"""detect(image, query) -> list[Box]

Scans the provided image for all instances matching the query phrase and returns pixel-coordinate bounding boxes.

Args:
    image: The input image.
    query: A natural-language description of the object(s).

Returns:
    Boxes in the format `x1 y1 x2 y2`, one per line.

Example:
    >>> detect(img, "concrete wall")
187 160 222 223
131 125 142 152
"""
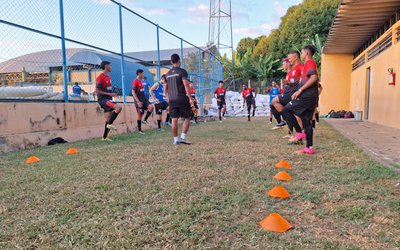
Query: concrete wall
0 102 155 153
320 54 353 115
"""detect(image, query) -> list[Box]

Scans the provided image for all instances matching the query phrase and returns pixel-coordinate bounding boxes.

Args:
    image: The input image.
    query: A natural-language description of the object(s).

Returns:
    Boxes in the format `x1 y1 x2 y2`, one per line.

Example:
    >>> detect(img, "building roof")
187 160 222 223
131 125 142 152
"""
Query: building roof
126 46 208 63
323 0 400 54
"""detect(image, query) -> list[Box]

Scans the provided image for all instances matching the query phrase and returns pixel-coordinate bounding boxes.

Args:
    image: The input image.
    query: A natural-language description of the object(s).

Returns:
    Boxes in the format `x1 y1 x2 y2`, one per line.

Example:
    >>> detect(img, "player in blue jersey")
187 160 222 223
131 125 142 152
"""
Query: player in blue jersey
149 74 169 132
269 81 281 124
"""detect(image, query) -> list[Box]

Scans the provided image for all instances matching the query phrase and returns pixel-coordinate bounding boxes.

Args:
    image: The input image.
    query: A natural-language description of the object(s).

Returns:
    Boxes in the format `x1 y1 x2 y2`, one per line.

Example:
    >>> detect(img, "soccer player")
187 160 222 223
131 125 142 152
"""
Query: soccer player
272 53 303 132
214 80 226 122
268 81 280 124
95 61 122 141
189 82 199 124
282 45 319 155
164 54 194 145
242 84 256 122
149 74 169 132
132 69 154 134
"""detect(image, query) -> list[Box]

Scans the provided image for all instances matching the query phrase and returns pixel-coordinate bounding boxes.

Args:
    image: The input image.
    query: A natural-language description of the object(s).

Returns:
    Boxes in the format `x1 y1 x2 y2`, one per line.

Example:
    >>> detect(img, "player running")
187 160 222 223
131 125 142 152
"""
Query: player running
242 84 256 122
132 69 154 134
149 74 169 132
164 54 194 145
214 80 227 123
283 45 319 155
95 61 122 141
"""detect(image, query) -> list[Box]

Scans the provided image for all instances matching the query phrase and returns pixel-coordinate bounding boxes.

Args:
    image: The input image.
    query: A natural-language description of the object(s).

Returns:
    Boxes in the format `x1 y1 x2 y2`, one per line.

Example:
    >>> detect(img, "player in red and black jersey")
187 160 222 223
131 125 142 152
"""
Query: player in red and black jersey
283 45 319 155
189 82 199 124
272 53 303 132
95 61 122 141
132 69 154 134
214 81 226 122
242 84 256 122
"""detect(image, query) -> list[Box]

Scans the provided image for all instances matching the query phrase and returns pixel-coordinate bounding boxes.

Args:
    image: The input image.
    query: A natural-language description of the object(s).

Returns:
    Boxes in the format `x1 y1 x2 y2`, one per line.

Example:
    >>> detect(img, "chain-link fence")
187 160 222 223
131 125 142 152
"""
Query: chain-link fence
0 0 223 112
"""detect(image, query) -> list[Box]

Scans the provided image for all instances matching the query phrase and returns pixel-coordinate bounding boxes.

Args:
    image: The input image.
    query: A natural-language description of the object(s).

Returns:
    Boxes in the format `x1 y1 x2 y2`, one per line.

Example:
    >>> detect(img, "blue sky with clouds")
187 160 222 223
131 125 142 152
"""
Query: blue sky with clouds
0 0 302 62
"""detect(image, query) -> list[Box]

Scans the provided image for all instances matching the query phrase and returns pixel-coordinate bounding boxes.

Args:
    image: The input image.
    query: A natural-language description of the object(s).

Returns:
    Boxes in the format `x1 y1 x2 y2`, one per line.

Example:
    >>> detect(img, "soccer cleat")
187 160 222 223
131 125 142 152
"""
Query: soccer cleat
138 130 145 135
165 122 171 126
106 124 117 131
173 141 180 145
295 147 315 155
288 139 303 145
289 132 306 142
180 138 191 145
222 116 226 120
142 120 149 125
158 128 165 132
191 120 196 124
272 121 287 130
282 134 292 139
268 121 273 124
219 120 223 123
101 137 113 142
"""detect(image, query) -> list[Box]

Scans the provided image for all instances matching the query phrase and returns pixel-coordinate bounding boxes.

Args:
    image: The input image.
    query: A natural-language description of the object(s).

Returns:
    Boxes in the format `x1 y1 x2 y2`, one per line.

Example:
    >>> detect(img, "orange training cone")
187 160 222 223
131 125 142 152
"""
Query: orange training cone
259 213 293 233
25 156 40 164
275 160 292 169
274 171 292 181
66 148 79 155
267 186 290 198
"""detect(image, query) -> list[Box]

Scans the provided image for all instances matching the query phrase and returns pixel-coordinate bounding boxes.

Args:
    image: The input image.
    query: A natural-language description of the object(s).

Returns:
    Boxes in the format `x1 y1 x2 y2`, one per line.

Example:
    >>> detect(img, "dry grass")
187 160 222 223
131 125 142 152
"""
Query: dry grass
0 118 399 249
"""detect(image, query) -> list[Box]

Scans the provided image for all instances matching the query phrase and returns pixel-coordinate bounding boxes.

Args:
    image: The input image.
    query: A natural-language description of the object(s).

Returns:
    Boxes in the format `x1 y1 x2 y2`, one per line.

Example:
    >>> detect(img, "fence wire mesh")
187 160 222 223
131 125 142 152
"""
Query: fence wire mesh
0 0 223 109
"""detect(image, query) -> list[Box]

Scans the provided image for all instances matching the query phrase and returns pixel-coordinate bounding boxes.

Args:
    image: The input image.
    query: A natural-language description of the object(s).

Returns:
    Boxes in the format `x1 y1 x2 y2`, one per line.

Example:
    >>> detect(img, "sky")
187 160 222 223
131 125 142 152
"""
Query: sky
0 0 302 62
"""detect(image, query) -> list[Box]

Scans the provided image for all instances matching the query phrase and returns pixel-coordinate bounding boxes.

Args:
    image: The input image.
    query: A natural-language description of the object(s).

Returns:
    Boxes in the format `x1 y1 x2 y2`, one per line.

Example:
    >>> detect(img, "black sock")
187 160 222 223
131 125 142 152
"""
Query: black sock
252 109 256 117
316 112 320 122
219 116 222 121
103 122 110 139
248 115 250 121
157 120 161 129
165 114 171 123
312 120 316 129
303 119 313 148
271 105 282 123
194 116 198 123
108 112 119 124
144 111 152 122
223 112 225 116
137 120 142 132
282 109 302 133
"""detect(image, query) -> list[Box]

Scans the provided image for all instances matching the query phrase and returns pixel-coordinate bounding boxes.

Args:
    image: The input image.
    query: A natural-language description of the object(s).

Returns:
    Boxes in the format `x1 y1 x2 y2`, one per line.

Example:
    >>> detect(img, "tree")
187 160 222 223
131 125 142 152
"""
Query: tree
236 37 255 59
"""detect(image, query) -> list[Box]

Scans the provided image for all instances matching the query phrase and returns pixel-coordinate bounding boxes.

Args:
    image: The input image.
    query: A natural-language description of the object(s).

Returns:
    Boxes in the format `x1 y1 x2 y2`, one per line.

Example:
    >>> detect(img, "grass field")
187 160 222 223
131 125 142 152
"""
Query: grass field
1 118 399 249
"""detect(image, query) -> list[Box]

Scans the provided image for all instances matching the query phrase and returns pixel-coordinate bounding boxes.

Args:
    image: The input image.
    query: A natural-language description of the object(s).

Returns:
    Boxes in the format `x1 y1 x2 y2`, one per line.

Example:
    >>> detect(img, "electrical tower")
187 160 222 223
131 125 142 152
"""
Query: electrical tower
208 0 235 89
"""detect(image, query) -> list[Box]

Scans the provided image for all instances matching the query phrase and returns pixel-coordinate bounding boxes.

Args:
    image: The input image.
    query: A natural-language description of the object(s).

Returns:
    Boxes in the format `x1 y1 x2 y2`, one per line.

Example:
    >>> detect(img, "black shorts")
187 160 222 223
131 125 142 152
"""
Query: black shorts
278 94 292 106
98 99 116 113
154 102 169 115
217 98 226 109
135 99 149 115
285 97 317 121
170 104 191 119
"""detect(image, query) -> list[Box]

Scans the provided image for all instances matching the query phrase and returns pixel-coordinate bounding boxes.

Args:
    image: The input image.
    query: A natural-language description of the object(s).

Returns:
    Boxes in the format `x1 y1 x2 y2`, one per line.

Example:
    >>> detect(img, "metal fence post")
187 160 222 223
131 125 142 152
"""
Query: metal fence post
59 0 68 102
198 48 203 116
211 52 215 93
180 39 184 69
156 25 161 82
118 3 126 104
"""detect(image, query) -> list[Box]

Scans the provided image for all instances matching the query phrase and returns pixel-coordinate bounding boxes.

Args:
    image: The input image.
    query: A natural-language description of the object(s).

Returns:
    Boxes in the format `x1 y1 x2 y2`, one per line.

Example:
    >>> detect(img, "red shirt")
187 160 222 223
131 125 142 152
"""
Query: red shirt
214 87 226 98
301 59 318 85
242 88 254 99
132 78 146 101
289 63 303 84
190 86 196 97
96 73 112 100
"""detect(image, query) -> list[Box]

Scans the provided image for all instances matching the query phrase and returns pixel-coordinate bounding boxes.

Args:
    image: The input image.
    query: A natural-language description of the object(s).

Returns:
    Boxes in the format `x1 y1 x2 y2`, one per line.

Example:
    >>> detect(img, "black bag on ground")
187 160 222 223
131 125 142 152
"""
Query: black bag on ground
344 111 354 118
48 137 68 146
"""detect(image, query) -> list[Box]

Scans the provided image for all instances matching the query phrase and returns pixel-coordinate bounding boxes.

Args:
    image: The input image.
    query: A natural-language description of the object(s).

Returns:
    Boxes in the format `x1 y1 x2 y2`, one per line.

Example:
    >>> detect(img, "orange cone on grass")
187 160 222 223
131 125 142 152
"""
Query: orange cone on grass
66 148 79 155
275 160 292 169
274 171 292 181
268 186 290 198
25 156 40 164
259 213 293 233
